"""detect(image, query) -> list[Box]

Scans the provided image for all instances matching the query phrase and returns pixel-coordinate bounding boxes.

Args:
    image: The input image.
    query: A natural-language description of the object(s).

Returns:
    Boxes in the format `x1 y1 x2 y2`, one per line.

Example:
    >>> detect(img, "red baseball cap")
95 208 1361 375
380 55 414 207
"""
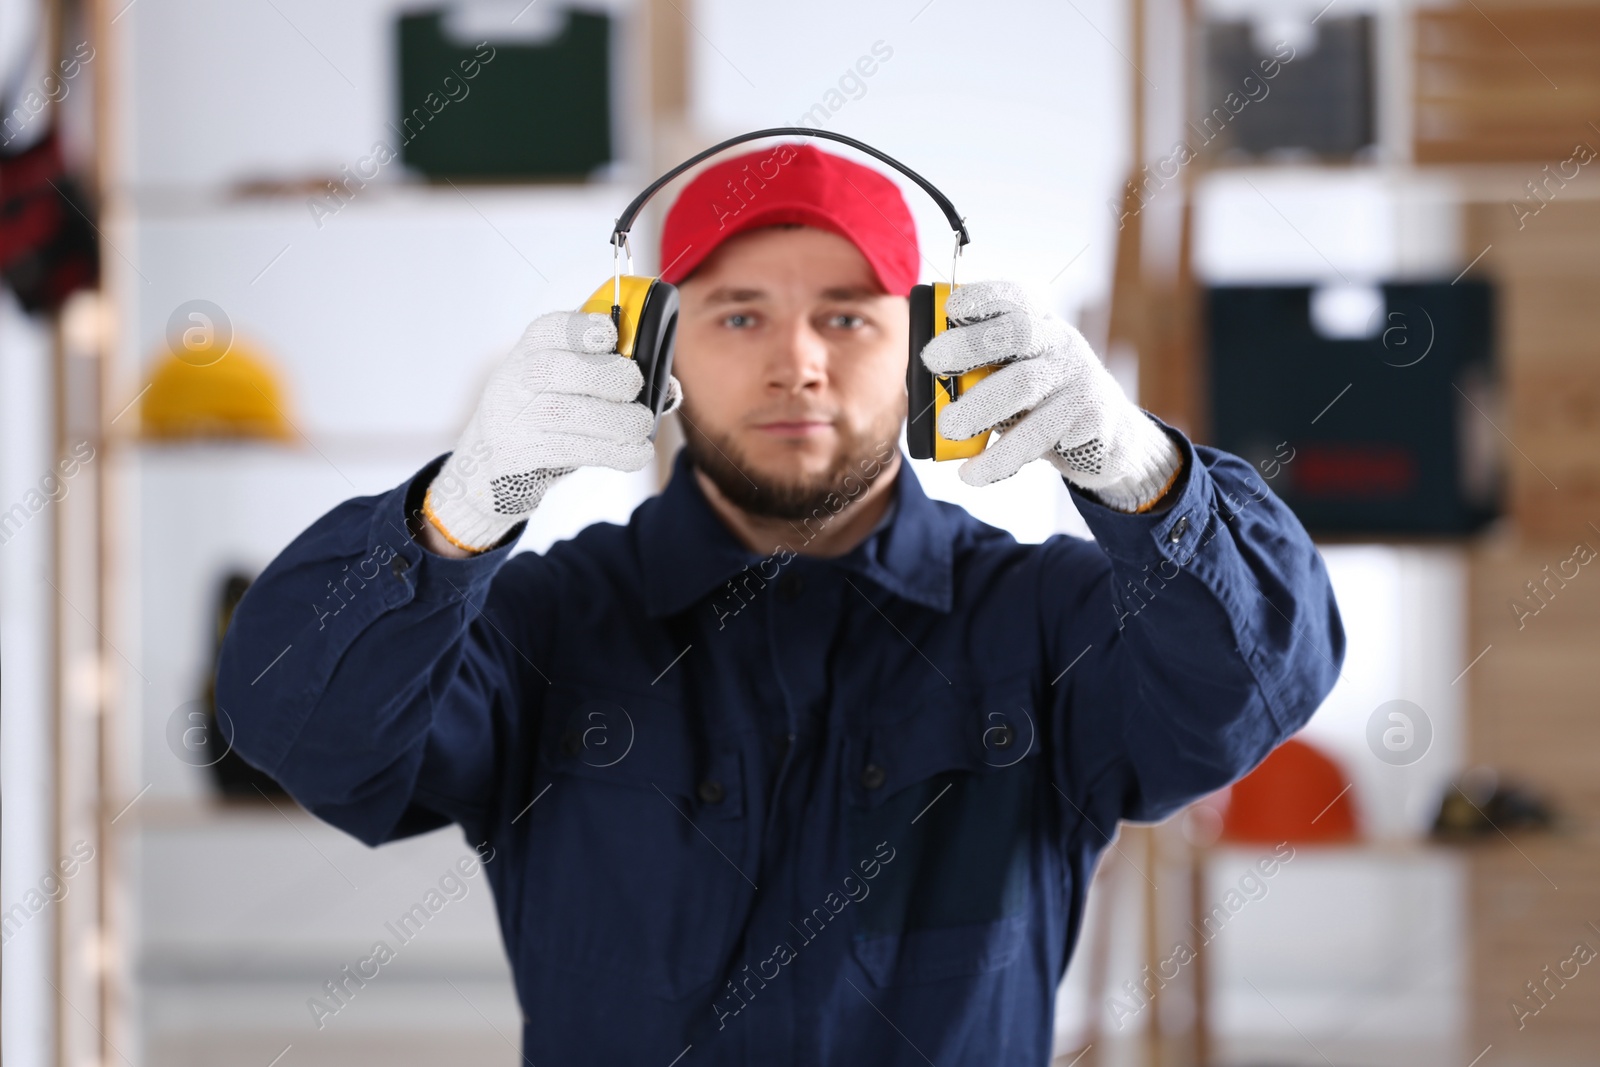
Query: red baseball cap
658 142 921 296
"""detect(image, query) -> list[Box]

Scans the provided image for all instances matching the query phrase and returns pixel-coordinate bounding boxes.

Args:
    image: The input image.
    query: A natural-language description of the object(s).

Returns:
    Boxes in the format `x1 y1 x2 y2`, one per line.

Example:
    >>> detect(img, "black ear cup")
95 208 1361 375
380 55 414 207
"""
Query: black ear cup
906 283 938 460
633 281 680 430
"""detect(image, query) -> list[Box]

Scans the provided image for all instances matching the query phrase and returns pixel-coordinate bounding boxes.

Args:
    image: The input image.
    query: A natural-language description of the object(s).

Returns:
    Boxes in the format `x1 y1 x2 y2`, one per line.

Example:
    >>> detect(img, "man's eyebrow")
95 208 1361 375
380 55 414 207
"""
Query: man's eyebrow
819 285 884 301
701 286 768 305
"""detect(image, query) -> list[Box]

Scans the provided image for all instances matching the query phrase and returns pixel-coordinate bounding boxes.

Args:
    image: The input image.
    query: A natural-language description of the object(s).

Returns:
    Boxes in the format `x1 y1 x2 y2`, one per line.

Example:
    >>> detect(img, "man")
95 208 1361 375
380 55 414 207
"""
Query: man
217 143 1343 1065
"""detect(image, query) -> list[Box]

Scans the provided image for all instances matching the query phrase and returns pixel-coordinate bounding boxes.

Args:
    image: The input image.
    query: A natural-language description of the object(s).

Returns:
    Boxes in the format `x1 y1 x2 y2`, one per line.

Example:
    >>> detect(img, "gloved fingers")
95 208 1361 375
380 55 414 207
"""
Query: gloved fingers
507 392 655 443
956 389 1077 487
516 434 654 474
936 357 1071 441
517 310 619 356
513 345 645 405
920 309 1070 376
942 280 1036 325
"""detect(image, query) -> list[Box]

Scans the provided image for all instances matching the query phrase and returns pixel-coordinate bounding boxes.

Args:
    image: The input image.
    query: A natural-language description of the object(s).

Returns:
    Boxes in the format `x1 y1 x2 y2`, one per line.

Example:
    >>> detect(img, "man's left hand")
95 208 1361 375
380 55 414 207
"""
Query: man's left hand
920 280 1184 512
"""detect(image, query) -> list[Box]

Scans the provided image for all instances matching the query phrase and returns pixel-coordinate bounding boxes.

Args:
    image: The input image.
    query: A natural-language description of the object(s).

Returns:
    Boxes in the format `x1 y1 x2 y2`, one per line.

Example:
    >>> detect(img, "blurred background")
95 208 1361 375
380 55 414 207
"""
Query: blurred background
1 0 1597 1063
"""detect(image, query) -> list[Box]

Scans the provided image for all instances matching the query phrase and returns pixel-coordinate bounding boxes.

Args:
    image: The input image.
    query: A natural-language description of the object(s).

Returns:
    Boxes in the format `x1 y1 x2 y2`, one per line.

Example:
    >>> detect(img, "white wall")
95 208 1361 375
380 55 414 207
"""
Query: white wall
0 285 61 1067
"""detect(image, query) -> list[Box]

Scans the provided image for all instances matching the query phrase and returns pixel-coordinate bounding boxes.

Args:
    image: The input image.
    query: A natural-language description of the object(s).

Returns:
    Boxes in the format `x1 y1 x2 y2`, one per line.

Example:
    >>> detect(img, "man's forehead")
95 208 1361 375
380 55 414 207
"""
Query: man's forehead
680 225 894 300
697 283 887 305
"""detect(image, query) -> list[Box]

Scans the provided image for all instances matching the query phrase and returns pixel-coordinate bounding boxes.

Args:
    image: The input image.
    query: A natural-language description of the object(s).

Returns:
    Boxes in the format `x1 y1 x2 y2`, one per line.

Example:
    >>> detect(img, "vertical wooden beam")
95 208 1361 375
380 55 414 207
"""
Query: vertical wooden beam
1107 0 1146 392
1189 840 1211 1067
47 0 73 1058
1142 824 1163 1067
1107 0 1205 444
648 0 688 134
645 0 692 491
78 0 123 1060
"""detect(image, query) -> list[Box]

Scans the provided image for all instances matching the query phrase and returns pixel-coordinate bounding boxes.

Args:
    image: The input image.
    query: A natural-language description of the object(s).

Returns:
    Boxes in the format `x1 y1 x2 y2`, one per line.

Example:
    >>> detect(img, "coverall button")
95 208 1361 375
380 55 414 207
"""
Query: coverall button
1168 516 1189 543
861 763 887 790
776 573 805 601
992 724 1015 748
697 779 725 804
391 553 411 577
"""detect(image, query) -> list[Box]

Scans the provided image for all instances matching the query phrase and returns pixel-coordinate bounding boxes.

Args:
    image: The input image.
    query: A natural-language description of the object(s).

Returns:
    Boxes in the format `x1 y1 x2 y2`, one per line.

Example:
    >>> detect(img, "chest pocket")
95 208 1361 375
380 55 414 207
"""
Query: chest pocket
515 681 748 1001
846 680 1039 987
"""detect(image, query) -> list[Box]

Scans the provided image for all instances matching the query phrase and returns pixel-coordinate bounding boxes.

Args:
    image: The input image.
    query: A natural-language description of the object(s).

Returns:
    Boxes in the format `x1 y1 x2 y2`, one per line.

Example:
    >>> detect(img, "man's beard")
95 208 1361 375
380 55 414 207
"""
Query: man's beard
676 396 902 521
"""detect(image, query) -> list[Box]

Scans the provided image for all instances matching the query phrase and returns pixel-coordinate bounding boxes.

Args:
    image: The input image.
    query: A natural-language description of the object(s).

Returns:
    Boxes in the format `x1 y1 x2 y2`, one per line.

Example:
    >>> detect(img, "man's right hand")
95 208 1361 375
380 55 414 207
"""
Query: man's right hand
420 310 682 555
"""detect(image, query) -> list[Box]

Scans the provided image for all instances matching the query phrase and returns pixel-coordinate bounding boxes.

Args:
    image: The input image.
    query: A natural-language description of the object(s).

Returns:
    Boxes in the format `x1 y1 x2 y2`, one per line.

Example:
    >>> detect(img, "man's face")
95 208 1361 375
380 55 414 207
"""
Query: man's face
672 226 909 519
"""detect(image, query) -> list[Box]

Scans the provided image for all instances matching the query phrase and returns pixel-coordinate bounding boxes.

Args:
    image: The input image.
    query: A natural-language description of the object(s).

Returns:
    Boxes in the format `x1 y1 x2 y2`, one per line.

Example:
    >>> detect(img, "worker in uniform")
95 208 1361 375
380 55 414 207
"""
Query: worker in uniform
217 142 1344 1065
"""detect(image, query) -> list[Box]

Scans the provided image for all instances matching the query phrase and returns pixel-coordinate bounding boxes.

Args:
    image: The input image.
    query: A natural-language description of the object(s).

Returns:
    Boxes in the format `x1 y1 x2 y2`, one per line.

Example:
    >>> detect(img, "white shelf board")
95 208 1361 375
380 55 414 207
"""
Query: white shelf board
1193 164 1464 284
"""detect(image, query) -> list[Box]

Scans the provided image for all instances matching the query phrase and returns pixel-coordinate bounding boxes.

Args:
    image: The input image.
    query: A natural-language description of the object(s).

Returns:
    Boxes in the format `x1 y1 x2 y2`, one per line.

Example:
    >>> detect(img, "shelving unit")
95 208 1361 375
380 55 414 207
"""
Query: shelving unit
85 1 660 1062
1082 2 1493 1063
1087 3 1600 1064
95 177 728 1060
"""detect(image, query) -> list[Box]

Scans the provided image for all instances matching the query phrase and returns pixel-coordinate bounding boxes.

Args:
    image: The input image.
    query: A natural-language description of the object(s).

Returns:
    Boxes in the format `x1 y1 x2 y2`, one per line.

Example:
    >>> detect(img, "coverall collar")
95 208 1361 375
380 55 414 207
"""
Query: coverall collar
636 444 954 619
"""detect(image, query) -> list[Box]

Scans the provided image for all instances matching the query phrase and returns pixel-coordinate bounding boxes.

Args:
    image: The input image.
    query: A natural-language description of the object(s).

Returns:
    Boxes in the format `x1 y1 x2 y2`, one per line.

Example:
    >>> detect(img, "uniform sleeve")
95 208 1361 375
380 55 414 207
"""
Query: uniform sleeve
1036 418 1345 834
215 452 549 848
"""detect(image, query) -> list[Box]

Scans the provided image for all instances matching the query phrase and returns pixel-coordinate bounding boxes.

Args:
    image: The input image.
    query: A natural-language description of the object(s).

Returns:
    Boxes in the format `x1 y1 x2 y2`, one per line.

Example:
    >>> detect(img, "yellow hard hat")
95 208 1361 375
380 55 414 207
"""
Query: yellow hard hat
139 336 294 441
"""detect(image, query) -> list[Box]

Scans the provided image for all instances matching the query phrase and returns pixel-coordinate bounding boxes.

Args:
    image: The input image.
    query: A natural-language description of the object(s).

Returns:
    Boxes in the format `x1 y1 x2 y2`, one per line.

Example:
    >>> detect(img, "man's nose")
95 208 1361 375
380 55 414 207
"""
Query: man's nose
766 316 828 392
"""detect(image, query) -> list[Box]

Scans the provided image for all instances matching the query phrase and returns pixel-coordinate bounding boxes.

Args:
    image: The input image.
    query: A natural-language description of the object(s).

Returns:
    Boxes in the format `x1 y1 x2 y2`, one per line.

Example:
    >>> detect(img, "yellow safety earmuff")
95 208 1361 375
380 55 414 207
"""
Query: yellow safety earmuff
579 273 678 422
906 281 997 461
585 127 995 459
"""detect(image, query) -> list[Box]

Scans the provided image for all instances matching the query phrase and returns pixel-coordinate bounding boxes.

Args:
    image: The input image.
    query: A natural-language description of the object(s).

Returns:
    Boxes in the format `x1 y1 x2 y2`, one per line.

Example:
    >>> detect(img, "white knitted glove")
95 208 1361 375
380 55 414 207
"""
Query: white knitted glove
920 281 1183 512
423 310 682 551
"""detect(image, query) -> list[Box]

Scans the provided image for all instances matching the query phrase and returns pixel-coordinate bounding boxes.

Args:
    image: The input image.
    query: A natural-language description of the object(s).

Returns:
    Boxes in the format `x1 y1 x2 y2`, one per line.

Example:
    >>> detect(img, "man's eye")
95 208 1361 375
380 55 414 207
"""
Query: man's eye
722 313 757 329
828 314 866 329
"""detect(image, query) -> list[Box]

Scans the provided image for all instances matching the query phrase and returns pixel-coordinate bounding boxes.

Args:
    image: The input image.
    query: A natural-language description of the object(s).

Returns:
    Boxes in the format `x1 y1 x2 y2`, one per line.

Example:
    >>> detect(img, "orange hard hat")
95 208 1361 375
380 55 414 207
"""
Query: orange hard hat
1220 737 1358 844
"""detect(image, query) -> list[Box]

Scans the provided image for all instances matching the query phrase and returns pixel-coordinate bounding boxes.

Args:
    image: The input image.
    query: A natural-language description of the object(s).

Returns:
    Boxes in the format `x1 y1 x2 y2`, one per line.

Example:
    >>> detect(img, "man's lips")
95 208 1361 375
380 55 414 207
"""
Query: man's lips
754 419 835 435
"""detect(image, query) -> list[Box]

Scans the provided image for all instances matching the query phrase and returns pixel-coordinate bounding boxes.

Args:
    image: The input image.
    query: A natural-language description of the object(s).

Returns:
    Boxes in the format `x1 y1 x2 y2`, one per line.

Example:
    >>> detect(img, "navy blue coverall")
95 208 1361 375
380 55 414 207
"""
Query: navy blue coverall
216 421 1343 1065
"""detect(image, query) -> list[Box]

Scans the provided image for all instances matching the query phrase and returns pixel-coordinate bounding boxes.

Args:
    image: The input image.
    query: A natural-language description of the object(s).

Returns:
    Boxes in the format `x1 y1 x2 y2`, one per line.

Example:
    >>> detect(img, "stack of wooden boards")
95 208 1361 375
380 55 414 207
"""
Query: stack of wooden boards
1461 196 1600 1055
1436 3 1600 1054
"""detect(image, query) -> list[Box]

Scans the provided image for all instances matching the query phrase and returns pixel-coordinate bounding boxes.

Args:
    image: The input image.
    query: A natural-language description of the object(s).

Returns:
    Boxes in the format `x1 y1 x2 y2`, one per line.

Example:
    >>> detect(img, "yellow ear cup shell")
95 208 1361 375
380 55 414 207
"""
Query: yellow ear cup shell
581 275 658 359
930 282 998 461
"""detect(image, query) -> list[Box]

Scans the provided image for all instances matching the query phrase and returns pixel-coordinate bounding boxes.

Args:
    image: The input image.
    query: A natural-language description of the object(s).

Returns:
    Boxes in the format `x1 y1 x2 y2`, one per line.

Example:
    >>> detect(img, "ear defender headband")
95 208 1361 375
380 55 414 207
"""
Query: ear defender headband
581 127 997 462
